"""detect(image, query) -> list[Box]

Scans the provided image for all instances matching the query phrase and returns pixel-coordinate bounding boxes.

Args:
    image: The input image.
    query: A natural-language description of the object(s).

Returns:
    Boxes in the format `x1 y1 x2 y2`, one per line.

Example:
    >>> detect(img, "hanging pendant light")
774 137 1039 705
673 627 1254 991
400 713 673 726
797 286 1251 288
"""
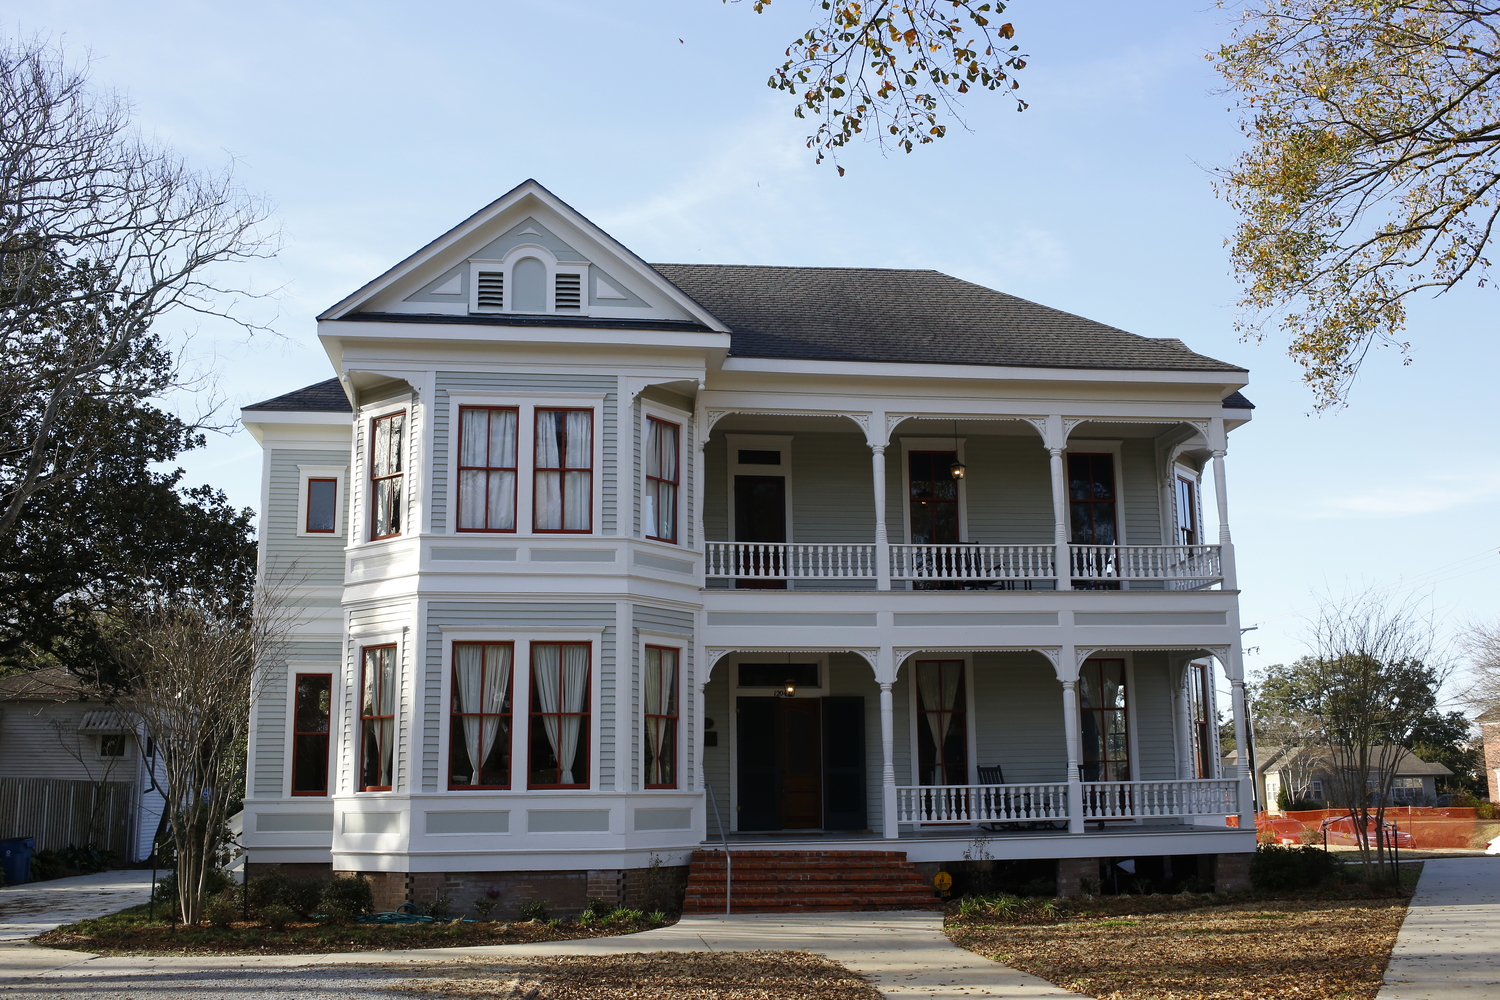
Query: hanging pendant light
776 650 797 697
950 420 966 479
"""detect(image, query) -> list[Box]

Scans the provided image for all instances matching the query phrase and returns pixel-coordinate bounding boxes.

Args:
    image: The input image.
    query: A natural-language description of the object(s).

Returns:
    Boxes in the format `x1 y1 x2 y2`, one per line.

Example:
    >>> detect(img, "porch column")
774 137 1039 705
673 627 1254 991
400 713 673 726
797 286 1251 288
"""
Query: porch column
1209 422 1237 590
1061 668 1085 834
694 398 709 552
1048 445 1072 591
880 680 898 838
1230 675 1254 827
872 445 891 591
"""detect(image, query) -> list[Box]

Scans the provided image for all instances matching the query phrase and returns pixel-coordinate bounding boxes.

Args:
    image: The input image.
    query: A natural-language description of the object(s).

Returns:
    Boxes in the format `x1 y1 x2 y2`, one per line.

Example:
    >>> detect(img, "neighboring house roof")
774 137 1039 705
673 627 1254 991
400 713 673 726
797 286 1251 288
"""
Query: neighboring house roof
1477 706 1500 724
1260 745 1453 778
244 378 352 413
0 666 85 703
78 710 130 733
650 263 1248 374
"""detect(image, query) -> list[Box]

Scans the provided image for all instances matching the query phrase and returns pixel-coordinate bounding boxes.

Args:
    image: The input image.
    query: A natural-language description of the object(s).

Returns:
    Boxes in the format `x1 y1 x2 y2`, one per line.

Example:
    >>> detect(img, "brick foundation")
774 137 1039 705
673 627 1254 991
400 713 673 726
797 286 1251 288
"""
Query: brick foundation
245 862 334 881
327 865 690 920
1213 852 1253 892
1056 857 1100 898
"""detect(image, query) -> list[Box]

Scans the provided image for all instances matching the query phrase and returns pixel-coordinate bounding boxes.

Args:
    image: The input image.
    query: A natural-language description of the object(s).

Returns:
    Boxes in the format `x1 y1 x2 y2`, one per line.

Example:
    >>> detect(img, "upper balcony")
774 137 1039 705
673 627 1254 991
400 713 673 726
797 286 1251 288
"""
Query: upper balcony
701 413 1233 593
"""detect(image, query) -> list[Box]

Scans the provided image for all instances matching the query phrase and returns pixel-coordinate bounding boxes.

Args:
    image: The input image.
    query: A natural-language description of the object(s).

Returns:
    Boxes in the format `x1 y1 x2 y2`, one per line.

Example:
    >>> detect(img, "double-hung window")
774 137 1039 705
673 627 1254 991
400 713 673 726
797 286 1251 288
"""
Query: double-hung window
915 659 968 785
449 642 513 788
370 412 406 540
1079 658 1129 781
643 646 679 788
291 673 332 795
457 406 518 532
529 642 591 788
359 645 397 791
1176 476 1197 546
534 409 592 532
644 417 679 543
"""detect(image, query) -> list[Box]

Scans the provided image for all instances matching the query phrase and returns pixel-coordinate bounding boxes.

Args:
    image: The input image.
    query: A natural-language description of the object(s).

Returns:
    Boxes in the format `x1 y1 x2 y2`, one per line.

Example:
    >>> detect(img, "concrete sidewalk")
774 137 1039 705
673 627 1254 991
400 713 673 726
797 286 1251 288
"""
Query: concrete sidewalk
0 870 154 943
0 910 1076 999
1379 857 1500 999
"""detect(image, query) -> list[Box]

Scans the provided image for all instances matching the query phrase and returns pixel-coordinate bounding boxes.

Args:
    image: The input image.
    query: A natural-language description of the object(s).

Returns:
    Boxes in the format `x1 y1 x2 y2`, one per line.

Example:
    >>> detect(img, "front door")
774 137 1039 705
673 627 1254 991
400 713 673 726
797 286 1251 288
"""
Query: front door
1068 453 1119 589
734 475 786 589
736 696 866 832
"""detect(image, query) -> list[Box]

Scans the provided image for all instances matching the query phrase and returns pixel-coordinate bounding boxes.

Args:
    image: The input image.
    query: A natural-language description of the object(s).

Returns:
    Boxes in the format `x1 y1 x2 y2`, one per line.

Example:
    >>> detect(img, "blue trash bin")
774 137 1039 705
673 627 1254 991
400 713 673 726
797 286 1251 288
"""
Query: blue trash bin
0 837 35 885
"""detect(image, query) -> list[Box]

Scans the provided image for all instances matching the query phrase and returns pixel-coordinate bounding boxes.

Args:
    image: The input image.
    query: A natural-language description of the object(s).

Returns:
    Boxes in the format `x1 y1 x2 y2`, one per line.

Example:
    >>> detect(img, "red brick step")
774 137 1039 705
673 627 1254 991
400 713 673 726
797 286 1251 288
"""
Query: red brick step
682 849 943 914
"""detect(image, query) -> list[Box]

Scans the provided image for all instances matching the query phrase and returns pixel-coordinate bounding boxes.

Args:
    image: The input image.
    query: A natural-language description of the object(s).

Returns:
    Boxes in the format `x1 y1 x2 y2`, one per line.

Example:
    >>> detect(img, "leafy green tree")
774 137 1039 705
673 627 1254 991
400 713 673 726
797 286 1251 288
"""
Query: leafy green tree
736 1 1028 171
1408 709 1485 795
1215 0 1500 406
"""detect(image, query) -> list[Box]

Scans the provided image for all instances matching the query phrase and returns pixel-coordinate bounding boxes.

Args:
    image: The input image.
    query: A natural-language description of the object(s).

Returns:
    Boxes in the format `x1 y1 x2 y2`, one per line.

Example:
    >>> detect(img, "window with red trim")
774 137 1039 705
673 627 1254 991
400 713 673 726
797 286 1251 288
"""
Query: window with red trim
359 645 397 791
306 479 337 533
915 659 967 785
534 409 592 532
457 406 518 532
449 642 513 789
528 642 590 788
291 673 332 795
369 412 406 540
1079 658 1129 781
643 646 678 788
644 417 679 543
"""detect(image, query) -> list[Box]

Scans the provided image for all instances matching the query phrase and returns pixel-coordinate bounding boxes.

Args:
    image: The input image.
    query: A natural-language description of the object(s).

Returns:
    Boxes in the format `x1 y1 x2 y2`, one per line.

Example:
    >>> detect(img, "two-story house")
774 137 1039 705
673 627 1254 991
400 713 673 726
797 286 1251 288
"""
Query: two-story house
239 180 1258 913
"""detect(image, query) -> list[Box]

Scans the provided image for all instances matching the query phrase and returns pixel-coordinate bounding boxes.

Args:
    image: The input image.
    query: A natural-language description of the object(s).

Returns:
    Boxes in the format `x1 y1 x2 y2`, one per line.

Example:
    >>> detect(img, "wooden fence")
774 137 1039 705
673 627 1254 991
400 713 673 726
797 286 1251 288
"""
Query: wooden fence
0 777 134 859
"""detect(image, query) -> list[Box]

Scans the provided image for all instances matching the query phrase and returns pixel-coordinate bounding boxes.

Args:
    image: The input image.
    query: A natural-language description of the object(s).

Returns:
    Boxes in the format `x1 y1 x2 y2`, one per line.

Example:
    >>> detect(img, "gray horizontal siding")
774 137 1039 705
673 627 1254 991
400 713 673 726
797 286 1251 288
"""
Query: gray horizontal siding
1122 439 1162 545
1131 652 1176 781
429 372 619 535
253 639 341 798
264 448 349 586
969 651 1067 783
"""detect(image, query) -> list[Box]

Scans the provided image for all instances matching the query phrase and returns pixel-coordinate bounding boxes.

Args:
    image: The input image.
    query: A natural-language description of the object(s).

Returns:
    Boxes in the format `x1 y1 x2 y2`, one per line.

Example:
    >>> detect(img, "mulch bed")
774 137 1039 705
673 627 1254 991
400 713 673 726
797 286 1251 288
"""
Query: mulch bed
947 895 1410 1000
34 913 672 956
393 951 881 1000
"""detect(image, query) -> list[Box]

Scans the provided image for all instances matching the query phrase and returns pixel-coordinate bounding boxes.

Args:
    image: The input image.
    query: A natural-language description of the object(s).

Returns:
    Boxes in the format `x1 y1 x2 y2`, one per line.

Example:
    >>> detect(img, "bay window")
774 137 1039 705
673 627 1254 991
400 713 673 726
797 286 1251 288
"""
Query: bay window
645 417 679 543
370 412 406 540
457 406 518 532
534 409 592 532
643 646 679 788
450 642 513 789
529 642 590 788
359 645 397 792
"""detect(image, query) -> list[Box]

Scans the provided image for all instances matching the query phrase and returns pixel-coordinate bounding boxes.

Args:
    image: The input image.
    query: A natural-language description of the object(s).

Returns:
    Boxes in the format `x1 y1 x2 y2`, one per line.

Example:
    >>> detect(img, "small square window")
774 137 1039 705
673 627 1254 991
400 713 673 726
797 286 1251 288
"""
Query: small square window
306 479 337 533
99 734 126 758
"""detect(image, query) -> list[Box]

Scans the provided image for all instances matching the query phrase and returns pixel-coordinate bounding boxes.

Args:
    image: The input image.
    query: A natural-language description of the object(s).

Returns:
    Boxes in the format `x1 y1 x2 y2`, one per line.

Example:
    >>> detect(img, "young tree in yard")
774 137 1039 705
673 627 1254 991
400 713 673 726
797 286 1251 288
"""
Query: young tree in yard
1216 1 1500 407
734 1 1028 171
1408 709 1486 795
1275 593 1447 882
100 590 293 926
1460 619 1500 712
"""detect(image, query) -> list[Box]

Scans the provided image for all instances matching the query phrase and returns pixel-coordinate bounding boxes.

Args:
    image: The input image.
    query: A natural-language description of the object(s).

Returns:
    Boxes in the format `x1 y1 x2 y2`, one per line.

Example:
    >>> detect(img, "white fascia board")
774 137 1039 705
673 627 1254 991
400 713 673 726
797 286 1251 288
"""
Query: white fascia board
720 355 1249 389
318 319 731 363
316 180 730 333
240 410 352 447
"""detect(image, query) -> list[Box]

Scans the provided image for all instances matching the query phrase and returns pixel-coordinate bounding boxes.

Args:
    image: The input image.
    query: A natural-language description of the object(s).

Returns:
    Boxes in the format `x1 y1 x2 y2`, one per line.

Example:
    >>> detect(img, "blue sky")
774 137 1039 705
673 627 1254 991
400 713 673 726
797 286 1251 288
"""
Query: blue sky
16 0 1499 693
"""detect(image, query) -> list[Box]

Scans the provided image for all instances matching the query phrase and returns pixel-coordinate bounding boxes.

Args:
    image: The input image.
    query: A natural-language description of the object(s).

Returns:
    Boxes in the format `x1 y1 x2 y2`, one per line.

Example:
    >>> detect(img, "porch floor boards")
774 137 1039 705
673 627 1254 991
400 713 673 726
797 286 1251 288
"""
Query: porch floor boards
683 849 944 914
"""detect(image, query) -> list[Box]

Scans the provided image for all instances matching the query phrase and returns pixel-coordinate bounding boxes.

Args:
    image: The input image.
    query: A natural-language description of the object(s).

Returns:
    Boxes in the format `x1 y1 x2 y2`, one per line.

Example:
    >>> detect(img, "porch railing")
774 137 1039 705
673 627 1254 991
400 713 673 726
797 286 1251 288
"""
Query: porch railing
890 544 1056 583
1080 779 1239 820
895 782 1071 825
704 542 877 580
1069 544 1222 584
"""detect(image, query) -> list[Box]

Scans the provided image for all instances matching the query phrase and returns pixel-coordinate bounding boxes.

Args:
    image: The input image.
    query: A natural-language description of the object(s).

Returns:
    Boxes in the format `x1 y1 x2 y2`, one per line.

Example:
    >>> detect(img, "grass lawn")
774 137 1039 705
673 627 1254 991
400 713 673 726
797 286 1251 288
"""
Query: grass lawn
946 867 1421 1000
33 902 674 955
393 951 881 1000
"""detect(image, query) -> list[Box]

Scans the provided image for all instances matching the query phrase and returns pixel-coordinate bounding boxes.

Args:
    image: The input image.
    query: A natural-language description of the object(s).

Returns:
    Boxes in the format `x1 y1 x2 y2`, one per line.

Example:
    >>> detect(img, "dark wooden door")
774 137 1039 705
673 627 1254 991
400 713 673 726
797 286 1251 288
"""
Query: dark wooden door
779 698 822 829
734 476 787 588
736 697 779 831
821 697 866 831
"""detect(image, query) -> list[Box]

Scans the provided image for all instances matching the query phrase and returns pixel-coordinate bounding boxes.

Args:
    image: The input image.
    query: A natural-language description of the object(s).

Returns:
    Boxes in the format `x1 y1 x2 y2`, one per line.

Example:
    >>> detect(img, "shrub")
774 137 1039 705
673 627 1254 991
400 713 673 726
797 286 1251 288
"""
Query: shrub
204 898 239 928
319 874 374 922
649 909 666 924
517 899 550 922
472 887 501 921
152 869 235 905
611 907 644 922
1249 844 1340 892
584 897 612 919
248 872 325 918
259 903 296 930
955 893 1060 924
422 896 452 919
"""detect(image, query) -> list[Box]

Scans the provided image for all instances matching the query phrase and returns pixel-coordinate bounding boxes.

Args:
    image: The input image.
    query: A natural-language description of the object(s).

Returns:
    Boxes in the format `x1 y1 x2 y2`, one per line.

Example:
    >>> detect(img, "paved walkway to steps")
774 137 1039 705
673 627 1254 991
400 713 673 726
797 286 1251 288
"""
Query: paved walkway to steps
0 870 155 943
1378 857 1500 999
0 910 1078 999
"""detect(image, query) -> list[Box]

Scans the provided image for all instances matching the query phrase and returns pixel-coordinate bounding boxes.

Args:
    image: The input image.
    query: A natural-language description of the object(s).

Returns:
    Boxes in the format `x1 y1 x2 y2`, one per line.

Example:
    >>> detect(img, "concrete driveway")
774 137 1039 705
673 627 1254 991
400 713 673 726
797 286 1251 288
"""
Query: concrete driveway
0 870 155 943
0 909 1075 999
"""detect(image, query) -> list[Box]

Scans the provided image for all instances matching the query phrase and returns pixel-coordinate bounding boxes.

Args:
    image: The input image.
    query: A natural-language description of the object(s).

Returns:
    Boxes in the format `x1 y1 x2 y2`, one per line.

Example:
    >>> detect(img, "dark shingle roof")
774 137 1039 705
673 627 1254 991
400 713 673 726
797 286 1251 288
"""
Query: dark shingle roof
244 378 352 413
1223 391 1254 409
650 264 1246 373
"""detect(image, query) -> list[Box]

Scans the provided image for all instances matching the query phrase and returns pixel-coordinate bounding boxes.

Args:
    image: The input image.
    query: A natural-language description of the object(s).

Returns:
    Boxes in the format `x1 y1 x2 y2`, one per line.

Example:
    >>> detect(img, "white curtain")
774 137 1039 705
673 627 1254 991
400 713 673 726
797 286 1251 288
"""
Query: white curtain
533 643 561 773
460 409 516 530
643 648 676 785
646 420 677 540
558 644 589 783
536 411 591 530
455 644 510 783
563 411 591 530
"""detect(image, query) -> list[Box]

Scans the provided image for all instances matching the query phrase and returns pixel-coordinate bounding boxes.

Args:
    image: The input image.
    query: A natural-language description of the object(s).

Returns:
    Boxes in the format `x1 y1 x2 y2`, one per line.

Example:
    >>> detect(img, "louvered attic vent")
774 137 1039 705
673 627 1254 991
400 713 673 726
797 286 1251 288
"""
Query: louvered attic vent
554 272 582 310
476 271 504 309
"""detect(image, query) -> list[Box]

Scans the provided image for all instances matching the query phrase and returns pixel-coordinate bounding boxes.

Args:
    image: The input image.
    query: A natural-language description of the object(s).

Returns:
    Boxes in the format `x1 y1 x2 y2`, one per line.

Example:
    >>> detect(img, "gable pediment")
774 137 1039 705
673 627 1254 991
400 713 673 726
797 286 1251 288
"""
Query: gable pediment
319 180 725 330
